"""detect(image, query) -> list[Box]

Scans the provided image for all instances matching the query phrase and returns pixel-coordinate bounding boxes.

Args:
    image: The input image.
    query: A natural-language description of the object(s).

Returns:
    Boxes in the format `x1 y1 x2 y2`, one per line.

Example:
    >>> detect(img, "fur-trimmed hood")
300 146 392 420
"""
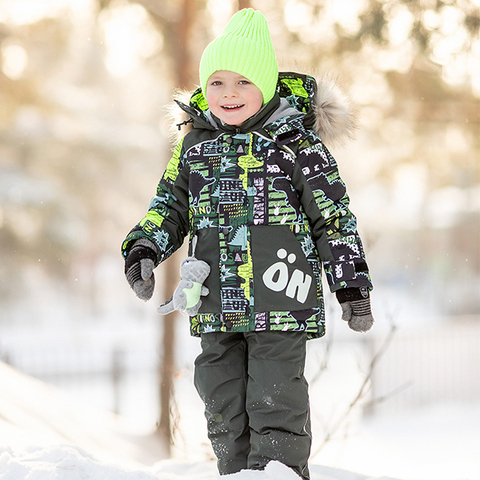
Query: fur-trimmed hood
168 72 356 148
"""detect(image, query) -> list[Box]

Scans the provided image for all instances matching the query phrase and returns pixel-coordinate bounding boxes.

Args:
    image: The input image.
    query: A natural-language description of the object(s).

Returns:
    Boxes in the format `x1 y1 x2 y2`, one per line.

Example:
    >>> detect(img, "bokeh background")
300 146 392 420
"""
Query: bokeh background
1 1 479 479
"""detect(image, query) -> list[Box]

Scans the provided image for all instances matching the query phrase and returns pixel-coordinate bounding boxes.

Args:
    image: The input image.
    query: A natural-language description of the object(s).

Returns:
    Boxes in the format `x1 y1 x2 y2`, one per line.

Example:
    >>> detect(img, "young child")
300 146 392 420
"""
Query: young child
122 8 374 480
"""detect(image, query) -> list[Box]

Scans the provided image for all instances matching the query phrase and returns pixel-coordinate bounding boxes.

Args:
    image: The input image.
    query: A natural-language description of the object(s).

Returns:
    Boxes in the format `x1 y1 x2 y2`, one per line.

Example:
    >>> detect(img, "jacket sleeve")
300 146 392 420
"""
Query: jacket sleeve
121 138 190 265
290 132 373 293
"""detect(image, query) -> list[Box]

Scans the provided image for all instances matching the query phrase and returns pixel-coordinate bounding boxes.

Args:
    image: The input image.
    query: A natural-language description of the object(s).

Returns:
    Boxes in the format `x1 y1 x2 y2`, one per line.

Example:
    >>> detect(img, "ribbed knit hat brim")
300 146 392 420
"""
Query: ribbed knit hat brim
200 9 278 104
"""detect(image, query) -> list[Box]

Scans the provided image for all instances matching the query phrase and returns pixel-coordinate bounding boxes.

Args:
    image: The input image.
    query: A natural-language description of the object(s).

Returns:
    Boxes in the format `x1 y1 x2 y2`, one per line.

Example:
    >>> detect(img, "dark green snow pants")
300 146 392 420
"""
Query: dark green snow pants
194 331 311 480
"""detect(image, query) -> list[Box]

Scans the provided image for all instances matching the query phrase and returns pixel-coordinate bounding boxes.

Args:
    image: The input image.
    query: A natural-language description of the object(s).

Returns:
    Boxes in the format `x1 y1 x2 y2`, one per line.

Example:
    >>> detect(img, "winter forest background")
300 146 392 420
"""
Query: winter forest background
0 0 479 479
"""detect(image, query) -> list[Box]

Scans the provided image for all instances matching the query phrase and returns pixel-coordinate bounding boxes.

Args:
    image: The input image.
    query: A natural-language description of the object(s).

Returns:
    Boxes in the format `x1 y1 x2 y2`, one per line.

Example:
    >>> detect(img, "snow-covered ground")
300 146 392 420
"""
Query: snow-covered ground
1 355 480 480
0 361 395 480
0 446 381 480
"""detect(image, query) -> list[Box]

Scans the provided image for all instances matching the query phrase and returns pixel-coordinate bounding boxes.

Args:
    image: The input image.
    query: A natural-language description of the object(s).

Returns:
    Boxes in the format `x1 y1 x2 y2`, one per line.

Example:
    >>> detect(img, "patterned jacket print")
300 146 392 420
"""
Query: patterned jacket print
122 72 373 339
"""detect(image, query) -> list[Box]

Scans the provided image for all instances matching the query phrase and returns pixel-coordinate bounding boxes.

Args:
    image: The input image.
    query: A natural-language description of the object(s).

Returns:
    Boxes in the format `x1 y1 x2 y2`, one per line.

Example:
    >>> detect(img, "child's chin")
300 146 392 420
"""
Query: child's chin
221 113 252 126
221 114 244 125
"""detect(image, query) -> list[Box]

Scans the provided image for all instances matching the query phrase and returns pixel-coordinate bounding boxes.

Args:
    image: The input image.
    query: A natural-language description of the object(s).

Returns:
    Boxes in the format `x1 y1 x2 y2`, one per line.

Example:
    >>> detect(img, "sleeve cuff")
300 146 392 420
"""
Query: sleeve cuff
336 287 370 303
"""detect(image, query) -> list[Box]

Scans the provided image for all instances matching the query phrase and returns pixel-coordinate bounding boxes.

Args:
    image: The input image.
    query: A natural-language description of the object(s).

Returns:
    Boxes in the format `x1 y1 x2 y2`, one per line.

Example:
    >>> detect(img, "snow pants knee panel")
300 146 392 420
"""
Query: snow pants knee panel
194 331 311 480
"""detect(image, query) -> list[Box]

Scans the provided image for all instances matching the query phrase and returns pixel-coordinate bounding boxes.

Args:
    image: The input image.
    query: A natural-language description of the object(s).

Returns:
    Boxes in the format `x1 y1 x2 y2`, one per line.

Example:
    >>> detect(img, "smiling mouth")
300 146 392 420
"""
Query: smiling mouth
221 104 245 110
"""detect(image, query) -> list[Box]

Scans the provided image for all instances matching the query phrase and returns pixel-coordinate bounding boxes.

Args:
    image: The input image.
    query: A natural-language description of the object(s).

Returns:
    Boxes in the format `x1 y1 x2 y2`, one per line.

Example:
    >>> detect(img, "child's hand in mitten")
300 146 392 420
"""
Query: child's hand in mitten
336 288 374 332
124 239 157 301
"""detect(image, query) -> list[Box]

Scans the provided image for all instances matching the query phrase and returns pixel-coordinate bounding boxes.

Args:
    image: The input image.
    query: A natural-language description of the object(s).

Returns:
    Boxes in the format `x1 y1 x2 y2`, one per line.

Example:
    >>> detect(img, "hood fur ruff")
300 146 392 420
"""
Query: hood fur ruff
167 74 357 149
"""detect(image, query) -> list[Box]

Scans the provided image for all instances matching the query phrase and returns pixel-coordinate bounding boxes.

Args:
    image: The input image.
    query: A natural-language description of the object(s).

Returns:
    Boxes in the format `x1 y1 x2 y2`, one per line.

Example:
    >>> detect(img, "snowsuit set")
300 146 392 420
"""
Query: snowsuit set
122 72 373 479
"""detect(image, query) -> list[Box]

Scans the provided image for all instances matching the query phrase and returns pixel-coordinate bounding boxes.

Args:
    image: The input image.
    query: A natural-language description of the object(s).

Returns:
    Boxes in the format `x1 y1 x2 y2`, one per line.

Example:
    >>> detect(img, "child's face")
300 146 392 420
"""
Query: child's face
206 71 263 126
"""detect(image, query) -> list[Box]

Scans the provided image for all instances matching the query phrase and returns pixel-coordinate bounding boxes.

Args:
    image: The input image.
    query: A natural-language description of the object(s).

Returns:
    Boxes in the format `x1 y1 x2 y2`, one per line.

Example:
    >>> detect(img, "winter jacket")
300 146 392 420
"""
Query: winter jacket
122 72 373 339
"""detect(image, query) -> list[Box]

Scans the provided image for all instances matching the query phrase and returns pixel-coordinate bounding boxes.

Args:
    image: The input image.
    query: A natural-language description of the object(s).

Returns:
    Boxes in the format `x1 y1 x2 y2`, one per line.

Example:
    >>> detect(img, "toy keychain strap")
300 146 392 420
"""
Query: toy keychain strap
190 234 198 258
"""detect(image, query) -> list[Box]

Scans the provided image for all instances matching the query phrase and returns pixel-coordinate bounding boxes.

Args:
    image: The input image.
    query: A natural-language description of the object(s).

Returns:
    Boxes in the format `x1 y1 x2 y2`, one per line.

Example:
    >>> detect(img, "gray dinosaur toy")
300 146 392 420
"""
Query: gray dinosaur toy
157 257 210 316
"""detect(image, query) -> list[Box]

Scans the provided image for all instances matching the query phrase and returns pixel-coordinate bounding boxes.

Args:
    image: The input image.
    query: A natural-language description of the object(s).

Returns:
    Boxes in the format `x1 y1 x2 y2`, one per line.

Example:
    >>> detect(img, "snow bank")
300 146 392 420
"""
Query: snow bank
0 445 162 480
0 361 166 467
0 445 388 480
0 361 399 480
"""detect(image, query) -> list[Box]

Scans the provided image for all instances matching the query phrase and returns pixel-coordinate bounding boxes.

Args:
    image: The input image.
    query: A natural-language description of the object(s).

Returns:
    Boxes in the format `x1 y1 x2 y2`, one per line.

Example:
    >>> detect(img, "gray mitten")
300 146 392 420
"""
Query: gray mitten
124 239 157 301
336 287 374 332
157 257 210 316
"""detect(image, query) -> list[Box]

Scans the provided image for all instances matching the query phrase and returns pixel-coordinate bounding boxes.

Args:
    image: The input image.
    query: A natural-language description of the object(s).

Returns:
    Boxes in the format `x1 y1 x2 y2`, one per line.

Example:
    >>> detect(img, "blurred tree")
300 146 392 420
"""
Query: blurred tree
267 0 479 314
272 0 479 136
0 5 162 314
127 0 205 453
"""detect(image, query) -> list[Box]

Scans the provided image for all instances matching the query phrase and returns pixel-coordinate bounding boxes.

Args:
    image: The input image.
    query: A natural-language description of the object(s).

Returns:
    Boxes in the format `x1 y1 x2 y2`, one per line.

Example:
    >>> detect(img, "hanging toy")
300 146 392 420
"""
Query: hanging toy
157 256 210 316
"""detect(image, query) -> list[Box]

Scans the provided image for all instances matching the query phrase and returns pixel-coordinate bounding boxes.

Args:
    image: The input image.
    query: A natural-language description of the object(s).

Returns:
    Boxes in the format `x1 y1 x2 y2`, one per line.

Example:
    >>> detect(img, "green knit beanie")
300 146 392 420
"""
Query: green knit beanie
199 8 278 104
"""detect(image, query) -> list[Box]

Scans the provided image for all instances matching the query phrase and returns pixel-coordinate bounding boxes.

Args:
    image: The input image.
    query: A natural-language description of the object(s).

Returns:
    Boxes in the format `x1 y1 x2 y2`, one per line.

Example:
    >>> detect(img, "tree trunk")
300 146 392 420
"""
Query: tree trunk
145 0 199 455
157 302 176 451
238 0 252 9
132 0 209 455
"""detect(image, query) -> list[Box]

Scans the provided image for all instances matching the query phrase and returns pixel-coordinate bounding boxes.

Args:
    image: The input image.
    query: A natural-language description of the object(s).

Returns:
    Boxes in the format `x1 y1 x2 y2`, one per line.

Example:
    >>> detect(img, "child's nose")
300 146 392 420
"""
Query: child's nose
223 86 238 97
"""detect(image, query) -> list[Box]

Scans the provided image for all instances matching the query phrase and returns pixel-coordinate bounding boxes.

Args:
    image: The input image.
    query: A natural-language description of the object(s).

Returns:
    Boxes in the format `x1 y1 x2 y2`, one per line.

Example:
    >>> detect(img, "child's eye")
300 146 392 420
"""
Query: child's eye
239 80 250 85
210 80 222 86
